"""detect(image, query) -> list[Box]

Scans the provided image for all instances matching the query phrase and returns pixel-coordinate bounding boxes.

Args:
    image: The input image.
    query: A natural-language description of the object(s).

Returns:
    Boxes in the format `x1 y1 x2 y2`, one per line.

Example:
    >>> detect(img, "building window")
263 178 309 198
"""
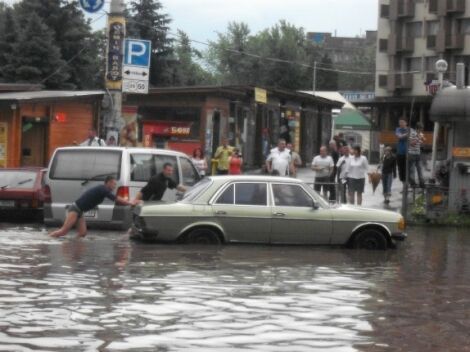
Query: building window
459 19 470 34
380 4 390 18
406 22 423 38
429 0 438 13
406 57 422 72
378 75 388 88
426 21 440 36
379 39 388 52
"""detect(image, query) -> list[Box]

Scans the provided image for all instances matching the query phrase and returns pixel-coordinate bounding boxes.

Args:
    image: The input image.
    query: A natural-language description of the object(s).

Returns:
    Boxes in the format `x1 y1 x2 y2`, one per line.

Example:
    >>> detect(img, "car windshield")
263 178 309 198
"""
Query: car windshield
303 183 330 208
181 177 212 202
0 171 37 189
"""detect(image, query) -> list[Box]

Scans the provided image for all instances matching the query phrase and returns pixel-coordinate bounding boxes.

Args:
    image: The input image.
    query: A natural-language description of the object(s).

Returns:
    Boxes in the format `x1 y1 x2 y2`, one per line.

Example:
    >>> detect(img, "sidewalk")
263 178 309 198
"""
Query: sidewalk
295 167 404 212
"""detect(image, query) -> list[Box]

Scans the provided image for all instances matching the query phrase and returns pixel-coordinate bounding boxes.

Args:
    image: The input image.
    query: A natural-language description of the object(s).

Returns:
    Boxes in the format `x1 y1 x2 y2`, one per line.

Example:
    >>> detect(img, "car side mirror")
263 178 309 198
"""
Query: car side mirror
312 201 319 210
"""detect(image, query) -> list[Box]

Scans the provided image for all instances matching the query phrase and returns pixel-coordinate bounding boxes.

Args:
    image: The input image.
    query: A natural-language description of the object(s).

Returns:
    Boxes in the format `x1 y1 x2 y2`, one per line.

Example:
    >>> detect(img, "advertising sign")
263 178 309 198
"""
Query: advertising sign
105 16 126 90
0 123 7 168
453 147 470 158
255 87 267 104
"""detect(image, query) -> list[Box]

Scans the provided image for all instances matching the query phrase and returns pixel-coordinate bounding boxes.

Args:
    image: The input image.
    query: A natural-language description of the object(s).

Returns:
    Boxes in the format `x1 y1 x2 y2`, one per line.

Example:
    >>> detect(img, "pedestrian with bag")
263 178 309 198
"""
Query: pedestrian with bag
380 146 397 204
346 145 369 206
80 128 106 147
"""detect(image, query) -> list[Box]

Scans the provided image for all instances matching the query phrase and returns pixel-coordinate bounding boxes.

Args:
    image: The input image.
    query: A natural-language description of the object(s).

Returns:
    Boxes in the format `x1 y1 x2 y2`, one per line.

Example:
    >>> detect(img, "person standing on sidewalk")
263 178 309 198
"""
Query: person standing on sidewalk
395 118 409 186
380 146 397 204
266 139 292 176
228 148 243 175
408 122 425 188
346 145 369 206
191 147 208 177
311 146 334 198
214 138 233 175
336 145 352 204
329 140 340 202
79 128 106 146
287 143 302 178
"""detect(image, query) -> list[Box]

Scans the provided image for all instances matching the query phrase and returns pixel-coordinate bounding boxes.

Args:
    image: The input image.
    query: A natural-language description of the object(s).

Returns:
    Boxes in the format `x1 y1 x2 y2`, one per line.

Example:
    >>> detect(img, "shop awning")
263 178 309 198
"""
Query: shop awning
335 108 371 130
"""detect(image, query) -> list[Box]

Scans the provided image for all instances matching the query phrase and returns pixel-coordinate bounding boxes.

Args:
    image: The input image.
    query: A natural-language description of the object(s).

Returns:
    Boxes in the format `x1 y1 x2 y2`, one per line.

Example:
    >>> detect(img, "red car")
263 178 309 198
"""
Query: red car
0 167 47 220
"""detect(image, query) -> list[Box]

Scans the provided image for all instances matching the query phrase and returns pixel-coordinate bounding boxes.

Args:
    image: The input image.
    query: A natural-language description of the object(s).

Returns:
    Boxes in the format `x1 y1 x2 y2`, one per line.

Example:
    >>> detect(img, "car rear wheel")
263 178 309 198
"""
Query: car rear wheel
353 229 388 250
185 228 221 245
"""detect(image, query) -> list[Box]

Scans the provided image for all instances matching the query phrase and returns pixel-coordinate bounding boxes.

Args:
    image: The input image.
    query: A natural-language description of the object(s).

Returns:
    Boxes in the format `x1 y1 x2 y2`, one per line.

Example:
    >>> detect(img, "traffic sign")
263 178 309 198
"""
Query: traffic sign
122 39 151 94
79 0 105 13
124 39 152 67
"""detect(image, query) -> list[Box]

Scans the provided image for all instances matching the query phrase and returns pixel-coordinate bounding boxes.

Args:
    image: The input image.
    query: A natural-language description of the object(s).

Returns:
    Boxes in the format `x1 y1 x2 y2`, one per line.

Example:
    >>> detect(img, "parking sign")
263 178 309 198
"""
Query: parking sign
123 39 152 94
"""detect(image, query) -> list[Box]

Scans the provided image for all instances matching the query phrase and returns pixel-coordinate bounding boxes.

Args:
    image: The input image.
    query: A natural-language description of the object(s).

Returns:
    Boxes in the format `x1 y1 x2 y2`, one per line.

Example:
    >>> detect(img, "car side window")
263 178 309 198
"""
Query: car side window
216 184 234 204
272 184 314 207
235 183 267 206
179 157 200 186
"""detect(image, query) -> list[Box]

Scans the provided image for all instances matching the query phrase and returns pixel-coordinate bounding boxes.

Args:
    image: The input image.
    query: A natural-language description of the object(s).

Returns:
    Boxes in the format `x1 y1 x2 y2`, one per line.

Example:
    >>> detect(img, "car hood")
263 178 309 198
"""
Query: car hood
331 204 402 223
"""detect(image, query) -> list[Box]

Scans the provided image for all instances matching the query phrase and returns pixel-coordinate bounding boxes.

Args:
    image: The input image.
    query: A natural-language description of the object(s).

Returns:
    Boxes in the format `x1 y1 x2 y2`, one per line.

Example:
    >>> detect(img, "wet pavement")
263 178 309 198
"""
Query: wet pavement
0 222 469 351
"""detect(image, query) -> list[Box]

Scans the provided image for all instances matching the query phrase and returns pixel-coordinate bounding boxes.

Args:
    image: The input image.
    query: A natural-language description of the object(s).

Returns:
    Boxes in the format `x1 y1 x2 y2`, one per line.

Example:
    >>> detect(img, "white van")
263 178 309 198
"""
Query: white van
44 147 201 229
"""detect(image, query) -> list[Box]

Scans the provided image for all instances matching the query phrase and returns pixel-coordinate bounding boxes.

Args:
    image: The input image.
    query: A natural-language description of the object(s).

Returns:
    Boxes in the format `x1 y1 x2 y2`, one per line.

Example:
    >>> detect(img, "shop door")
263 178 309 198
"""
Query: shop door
21 121 47 167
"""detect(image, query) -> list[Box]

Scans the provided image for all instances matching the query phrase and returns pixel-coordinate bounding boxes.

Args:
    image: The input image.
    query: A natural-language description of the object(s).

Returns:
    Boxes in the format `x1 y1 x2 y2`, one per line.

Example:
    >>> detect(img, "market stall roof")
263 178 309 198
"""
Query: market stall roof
0 90 105 104
335 108 371 130
300 91 355 109
430 86 470 122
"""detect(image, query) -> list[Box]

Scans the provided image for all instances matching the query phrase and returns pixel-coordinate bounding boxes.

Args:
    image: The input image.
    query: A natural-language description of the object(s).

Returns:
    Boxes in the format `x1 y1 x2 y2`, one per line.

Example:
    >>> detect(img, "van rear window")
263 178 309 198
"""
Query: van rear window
50 150 122 180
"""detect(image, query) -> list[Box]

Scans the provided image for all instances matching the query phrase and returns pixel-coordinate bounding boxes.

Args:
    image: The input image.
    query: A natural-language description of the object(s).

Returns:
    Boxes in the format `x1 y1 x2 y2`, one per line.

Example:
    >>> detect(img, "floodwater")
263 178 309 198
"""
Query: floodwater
0 224 469 352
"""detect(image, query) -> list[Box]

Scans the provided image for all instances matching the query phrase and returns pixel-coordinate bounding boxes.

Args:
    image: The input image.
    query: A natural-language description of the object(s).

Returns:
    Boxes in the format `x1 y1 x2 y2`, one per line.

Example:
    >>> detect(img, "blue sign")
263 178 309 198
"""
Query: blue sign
124 39 152 68
79 0 105 13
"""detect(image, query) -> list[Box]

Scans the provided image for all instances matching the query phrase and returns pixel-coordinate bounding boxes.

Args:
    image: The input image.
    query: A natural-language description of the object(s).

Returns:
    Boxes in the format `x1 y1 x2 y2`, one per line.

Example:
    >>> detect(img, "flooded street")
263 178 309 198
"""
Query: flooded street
0 224 469 351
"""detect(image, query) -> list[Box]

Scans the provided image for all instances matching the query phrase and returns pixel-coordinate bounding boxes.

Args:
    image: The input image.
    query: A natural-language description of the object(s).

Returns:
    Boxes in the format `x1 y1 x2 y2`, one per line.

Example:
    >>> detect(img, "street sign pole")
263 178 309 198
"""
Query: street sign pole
105 0 126 138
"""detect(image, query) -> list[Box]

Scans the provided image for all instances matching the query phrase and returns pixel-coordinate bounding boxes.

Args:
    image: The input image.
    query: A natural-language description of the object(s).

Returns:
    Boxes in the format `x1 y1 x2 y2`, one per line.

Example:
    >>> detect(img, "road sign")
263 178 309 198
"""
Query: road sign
124 39 152 67
123 39 151 94
79 0 105 13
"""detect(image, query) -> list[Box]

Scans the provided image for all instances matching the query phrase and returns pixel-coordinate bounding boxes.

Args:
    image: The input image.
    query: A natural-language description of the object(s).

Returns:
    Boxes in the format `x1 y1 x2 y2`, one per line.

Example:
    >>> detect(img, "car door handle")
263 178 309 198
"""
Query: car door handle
215 210 227 215
273 212 286 217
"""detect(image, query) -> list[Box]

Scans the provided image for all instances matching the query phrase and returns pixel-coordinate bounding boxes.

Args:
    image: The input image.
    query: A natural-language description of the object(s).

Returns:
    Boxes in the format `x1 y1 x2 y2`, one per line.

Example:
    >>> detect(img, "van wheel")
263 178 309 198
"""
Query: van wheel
185 228 221 245
353 229 388 250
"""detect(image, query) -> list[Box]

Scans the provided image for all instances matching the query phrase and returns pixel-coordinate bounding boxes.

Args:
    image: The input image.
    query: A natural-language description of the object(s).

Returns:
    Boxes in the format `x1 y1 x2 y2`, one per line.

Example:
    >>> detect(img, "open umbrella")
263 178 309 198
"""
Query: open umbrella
368 171 382 194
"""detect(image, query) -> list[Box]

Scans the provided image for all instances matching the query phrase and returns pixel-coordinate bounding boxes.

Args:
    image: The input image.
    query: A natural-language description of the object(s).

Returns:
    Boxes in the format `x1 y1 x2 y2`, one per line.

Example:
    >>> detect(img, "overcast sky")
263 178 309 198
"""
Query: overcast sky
5 0 379 42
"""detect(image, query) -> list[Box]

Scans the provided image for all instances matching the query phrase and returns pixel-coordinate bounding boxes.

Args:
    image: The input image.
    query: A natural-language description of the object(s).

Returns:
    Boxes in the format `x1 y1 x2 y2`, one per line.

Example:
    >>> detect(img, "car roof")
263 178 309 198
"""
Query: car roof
54 146 190 158
207 175 304 183
0 167 43 172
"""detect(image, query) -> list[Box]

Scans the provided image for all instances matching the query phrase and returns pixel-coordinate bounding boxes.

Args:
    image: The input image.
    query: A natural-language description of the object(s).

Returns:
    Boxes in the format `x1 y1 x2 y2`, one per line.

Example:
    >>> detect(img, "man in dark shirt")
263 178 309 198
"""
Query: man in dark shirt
50 176 136 238
329 140 340 201
135 163 186 202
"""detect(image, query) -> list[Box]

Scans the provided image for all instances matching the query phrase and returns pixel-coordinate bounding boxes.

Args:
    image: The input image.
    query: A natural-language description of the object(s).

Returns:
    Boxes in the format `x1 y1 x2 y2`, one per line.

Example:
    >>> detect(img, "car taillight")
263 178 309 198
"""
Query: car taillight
43 185 51 204
116 186 129 202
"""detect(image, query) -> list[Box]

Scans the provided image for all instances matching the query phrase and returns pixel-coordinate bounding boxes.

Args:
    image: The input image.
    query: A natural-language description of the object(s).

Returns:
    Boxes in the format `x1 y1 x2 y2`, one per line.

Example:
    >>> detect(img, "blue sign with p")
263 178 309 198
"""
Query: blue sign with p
124 39 152 67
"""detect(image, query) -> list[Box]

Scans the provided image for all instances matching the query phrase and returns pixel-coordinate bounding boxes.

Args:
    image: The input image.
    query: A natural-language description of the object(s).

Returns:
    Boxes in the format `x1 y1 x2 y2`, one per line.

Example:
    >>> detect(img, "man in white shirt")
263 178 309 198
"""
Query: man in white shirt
80 128 107 147
311 146 334 198
266 139 292 176
336 145 352 204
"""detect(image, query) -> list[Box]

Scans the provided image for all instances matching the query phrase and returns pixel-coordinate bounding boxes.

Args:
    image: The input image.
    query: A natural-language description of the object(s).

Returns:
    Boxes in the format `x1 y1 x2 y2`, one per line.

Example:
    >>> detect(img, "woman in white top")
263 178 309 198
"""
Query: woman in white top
346 145 369 206
191 147 208 177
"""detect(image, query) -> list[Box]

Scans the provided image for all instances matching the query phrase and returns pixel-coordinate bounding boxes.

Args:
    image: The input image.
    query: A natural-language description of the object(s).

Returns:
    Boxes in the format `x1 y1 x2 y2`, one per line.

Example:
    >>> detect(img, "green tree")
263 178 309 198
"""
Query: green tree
14 0 100 89
0 7 18 82
127 0 175 86
316 54 338 91
173 30 212 86
11 12 69 88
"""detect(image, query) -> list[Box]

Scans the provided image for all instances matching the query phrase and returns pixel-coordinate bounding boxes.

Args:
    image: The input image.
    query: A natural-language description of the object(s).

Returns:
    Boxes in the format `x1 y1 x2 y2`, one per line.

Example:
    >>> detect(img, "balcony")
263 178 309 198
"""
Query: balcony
446 0 465 13
427 35 437 49
397 0 415 18
439 0 465 15
446 34 464 50
387 73 413 91
396 36 415 52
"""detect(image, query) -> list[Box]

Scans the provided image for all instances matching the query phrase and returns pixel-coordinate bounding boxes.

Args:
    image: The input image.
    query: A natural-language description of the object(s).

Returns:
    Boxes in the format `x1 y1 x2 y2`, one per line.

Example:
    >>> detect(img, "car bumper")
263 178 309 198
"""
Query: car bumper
130 216 159 242
391 232 407 241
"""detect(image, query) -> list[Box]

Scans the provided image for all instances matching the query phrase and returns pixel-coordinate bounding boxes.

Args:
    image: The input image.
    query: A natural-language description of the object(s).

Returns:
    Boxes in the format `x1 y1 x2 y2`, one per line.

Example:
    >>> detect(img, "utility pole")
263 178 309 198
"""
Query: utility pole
105 0 126 140
312 61 317 92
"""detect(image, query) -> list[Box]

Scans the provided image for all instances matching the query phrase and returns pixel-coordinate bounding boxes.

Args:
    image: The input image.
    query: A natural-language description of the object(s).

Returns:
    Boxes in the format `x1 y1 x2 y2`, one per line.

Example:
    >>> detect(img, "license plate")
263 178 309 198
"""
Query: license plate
0 200 15 208
84 210 97 218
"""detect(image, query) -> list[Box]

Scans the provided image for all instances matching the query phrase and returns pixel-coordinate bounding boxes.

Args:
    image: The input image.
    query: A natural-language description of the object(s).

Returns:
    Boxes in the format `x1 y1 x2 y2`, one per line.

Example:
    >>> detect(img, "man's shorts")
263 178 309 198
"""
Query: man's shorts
67 203 84 218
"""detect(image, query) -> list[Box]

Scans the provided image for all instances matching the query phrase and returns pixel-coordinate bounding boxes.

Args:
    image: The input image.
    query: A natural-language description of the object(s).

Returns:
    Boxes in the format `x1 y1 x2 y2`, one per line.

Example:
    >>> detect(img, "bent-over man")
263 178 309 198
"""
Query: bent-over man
50 176 135 238
134 163 186 202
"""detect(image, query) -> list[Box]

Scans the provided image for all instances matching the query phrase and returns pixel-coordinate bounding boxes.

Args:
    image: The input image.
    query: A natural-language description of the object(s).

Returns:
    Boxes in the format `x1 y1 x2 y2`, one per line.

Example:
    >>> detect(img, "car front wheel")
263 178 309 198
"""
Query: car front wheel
185 228 221 245
353 229 388 250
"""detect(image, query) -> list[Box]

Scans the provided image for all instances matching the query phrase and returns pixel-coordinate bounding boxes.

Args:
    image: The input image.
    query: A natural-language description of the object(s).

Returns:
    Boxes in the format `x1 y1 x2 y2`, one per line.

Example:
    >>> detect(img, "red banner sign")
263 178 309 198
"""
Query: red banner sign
143 121 192 137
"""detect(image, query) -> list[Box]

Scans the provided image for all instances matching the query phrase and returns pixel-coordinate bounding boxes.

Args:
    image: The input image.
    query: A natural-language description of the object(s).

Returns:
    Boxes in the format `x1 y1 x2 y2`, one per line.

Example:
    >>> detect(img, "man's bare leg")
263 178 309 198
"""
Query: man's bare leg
76 217 87 238
49 212 79 237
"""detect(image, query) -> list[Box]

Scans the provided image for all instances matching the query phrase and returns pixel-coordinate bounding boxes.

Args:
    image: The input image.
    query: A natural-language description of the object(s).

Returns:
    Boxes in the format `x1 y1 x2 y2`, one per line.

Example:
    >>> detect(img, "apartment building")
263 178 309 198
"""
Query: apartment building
364 0 470 149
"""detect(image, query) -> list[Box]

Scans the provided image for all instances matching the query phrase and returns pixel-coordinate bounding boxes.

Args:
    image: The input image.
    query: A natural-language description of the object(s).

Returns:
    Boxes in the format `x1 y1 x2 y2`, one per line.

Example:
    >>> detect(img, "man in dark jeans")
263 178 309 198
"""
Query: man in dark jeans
395 118 409 186
50 176 136 238
134 163 186 202
328 140 340 202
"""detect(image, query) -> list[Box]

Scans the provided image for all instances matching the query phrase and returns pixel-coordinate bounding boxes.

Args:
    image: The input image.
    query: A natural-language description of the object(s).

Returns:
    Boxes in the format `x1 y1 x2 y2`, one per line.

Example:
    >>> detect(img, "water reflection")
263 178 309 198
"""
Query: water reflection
0 224 468 351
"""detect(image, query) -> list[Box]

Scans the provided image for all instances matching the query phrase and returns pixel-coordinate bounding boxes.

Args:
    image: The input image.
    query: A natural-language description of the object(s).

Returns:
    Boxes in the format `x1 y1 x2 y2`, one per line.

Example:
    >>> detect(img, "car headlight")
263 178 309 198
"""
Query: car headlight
398 217 406 231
